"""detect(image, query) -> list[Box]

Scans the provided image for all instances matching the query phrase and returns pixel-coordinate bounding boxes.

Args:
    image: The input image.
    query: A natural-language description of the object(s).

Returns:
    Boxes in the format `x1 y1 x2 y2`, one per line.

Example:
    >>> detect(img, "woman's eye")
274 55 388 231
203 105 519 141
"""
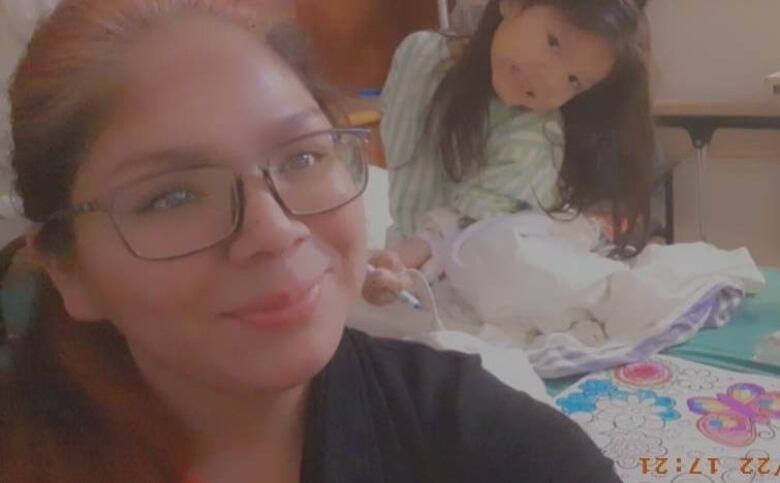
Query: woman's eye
547 34 560 50
281 152 323 172
142 190 196 213
568 75 582 91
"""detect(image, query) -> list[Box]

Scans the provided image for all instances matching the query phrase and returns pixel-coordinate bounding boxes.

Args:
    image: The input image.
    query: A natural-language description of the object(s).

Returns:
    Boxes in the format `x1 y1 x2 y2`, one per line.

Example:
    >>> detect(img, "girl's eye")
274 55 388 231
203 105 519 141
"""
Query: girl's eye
568 75 583 91
547 34 560 49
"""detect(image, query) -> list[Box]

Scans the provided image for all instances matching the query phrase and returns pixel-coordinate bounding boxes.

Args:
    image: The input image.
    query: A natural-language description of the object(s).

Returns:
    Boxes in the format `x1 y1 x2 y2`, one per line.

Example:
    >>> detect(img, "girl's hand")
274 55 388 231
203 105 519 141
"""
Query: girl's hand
362 249 414 306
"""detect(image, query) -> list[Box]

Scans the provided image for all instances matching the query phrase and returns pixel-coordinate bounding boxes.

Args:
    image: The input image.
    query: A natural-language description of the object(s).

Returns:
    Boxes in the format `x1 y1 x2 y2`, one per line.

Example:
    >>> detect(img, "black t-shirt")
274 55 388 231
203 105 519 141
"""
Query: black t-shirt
300 328 620 483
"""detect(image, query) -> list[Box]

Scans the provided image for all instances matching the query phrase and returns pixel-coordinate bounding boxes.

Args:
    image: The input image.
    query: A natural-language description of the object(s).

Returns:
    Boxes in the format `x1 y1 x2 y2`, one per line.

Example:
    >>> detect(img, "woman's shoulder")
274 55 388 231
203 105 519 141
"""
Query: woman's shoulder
342 329 619 482
344 327 490 384
343 328 513 425
343 328 486 405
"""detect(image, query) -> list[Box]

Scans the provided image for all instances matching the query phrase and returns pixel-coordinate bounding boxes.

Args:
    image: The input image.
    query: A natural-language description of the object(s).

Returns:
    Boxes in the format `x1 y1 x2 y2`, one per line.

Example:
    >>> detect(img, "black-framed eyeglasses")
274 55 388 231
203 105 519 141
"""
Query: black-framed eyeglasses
46 128 370 261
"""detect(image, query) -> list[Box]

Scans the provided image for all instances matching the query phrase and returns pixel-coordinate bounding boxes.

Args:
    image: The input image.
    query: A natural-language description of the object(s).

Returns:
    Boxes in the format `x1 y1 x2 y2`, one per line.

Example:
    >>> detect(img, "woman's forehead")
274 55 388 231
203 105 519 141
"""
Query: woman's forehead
118 16 296 103
75 16 323 195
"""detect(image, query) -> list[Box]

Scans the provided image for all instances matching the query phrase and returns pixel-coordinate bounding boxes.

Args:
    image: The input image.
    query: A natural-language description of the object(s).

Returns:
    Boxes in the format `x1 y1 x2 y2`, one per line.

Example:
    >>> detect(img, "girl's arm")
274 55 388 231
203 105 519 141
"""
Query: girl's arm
386 236 432 270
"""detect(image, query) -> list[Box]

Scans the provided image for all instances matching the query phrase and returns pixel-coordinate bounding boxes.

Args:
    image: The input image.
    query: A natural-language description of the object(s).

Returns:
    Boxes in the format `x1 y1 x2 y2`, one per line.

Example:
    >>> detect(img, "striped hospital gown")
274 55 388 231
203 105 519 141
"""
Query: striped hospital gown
379 31 564 245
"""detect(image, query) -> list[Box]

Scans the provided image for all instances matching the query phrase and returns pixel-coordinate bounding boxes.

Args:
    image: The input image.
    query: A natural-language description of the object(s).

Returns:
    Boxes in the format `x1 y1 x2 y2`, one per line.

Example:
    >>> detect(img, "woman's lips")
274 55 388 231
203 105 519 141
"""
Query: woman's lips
224 274 325 330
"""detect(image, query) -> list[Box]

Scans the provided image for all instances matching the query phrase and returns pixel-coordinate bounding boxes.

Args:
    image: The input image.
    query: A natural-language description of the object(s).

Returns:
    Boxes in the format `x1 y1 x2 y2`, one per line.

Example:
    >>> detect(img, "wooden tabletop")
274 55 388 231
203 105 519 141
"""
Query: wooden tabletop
653 100 780 160
653 100 780 118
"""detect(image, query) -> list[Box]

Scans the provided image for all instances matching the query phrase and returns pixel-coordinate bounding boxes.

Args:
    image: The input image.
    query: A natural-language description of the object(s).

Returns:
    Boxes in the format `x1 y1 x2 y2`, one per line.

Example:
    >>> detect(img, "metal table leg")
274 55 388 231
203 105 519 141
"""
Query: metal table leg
694 144 709 242
663 169 675 244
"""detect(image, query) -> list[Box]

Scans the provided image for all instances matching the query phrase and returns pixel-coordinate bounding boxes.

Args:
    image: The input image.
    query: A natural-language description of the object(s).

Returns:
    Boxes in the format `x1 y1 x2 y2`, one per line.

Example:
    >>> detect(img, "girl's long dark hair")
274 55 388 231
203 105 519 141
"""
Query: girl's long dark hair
425 0 654 250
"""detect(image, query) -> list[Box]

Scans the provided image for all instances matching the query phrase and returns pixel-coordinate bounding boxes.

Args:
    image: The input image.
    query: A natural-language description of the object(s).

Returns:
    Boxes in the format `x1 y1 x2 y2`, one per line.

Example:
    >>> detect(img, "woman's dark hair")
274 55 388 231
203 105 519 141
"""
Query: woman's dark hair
0 1 331 481
425 0 654 250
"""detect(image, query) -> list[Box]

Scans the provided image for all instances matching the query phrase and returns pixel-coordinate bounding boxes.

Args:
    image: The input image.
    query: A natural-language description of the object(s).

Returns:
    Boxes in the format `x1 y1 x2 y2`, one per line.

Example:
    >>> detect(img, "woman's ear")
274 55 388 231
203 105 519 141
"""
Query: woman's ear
499 0 525 19
25 226 105 322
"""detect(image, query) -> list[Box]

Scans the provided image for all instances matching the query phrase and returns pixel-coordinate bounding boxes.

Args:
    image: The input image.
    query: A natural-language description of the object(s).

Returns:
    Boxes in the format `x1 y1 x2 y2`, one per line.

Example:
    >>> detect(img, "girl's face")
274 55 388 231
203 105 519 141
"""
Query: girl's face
43 18 367 394
491 2 616 111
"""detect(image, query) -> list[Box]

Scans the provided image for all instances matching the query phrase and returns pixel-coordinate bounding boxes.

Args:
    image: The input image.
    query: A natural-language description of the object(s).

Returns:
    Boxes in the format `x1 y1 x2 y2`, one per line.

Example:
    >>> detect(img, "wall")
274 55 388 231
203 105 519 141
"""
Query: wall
296 0 444 90
647 0 780 267
648 0 780 103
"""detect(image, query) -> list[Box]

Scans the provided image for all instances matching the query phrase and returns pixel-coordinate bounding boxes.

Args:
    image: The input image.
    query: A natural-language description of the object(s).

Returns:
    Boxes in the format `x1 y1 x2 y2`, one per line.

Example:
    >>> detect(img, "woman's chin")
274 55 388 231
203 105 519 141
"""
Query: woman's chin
258 302 348 390
238 329 343 392
262 352 335 390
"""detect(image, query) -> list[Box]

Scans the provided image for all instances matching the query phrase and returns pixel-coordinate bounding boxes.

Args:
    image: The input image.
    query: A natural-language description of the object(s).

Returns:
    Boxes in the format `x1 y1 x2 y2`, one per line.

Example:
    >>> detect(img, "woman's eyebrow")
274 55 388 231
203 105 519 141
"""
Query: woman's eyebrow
113 147 220 178
262 108 331 140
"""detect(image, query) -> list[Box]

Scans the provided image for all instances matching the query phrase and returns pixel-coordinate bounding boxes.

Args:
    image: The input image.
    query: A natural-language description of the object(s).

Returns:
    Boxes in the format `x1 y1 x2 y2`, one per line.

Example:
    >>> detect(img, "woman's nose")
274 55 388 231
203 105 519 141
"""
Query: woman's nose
227 175 310 263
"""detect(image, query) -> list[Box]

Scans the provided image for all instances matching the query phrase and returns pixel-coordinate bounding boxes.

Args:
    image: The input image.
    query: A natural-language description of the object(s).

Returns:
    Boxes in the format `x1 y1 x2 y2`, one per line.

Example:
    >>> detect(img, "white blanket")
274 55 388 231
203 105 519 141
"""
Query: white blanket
443 213 765 345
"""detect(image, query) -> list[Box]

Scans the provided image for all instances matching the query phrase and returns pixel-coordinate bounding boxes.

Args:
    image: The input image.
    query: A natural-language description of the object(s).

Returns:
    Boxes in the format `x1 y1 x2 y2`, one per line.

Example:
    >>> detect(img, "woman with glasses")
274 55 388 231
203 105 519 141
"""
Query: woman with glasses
0 1 619 482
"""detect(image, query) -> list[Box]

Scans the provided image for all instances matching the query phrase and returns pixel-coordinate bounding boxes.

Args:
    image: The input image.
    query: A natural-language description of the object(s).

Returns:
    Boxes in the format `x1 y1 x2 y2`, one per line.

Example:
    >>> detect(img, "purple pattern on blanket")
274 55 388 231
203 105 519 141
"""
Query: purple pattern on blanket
529 285 745 379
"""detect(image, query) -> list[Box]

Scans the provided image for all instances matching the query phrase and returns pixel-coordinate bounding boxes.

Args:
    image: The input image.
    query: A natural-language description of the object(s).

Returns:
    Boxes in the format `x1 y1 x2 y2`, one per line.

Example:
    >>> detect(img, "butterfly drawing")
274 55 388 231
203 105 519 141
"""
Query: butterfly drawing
687 383 780 447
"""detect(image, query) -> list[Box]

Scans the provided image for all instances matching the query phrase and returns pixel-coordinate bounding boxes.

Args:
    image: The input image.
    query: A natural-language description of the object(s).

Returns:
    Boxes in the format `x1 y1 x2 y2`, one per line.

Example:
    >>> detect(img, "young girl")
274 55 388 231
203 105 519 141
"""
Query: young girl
364 0 654 305
0 0 620 481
